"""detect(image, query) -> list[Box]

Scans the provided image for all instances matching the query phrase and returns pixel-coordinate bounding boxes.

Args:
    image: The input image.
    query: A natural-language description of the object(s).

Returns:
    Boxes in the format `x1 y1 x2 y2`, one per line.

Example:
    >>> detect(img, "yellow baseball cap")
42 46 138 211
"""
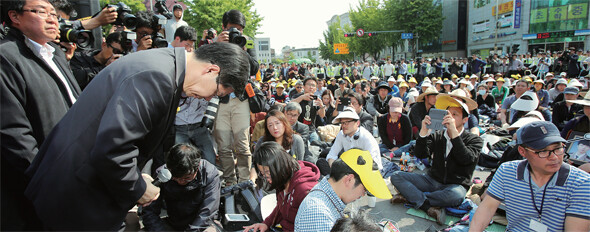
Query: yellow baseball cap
340 149 392 199
408 77 417 84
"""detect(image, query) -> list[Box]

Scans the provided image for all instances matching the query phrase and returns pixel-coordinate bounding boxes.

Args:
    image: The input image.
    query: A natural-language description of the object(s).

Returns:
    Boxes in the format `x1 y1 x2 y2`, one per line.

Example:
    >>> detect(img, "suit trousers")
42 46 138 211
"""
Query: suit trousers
213 97 251 185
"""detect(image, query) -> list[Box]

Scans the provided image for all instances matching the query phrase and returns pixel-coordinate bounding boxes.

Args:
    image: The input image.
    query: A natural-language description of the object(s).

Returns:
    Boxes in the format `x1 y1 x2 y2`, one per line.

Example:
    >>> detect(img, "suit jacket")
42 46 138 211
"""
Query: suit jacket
25 48 186 230
1 27 81 222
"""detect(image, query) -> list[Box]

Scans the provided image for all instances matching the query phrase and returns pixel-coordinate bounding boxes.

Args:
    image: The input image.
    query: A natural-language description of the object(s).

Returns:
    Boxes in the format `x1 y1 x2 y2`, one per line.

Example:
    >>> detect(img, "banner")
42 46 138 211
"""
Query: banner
548 6 567 22
514 0 521 28
473 21 490 33
492 1 514 16
531 8 548 23
568 3 588 19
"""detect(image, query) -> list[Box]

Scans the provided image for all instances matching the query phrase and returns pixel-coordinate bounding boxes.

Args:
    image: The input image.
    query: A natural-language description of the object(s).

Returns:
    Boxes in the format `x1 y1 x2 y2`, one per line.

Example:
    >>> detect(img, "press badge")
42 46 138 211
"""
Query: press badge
529 219 548 232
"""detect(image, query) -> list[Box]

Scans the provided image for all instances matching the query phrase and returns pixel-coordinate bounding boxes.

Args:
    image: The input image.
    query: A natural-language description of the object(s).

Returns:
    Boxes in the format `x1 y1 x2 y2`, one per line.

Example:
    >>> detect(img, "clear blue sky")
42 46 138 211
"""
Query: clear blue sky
253 0 361 54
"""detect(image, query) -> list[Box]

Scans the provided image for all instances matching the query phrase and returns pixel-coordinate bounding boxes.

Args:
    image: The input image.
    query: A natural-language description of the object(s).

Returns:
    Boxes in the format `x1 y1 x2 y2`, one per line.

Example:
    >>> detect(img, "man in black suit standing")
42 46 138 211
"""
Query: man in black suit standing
24 43 250 230
1 0 81 229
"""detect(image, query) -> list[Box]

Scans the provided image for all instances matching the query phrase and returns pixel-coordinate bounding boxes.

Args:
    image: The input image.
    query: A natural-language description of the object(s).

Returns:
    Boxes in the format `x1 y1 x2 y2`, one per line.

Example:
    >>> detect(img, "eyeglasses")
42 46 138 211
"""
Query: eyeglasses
340 120 357 126
108 44 125 55
21 8 60 20
524 145 566 158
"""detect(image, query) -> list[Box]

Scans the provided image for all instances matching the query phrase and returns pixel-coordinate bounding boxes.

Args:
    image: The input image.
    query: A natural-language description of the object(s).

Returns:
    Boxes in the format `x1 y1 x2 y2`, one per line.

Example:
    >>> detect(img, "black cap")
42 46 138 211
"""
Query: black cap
173 4 183 11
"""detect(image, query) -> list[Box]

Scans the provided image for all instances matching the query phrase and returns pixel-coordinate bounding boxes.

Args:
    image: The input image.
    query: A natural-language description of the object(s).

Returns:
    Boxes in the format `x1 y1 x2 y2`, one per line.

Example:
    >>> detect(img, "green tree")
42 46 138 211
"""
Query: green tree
318 17 354 62
383 0 443 56
348 0 389 61
99 0 146 13
181 0 262 39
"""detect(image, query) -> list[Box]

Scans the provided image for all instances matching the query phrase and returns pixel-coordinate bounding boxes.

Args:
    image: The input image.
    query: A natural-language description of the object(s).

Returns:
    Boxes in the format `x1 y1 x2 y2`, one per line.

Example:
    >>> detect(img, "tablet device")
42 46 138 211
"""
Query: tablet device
427 109 447 131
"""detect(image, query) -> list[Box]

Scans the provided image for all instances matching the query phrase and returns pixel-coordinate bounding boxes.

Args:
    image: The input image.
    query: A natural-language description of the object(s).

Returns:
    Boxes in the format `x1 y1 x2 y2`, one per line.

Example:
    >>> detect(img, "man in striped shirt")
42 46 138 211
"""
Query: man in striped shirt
470 121 590 232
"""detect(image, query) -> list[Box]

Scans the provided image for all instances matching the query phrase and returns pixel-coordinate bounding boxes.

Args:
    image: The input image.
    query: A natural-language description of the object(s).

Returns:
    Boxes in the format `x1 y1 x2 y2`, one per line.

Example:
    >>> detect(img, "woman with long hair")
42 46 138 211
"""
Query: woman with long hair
243 142 320 232
256 109 305 160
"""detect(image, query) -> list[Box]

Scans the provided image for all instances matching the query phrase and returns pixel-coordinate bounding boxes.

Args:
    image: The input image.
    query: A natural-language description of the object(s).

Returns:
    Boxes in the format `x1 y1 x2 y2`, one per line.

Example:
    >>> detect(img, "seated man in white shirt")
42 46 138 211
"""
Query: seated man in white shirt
316 108 381 176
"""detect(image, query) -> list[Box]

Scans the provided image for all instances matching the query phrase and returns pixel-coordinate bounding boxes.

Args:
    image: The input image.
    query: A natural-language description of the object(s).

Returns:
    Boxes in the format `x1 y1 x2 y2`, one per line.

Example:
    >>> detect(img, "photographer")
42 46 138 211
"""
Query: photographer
51 0 117 31
197 28 217 48
70 31 126 90
168 25 197 52
164 4 188 43
133 11 157 52
212 9 262 187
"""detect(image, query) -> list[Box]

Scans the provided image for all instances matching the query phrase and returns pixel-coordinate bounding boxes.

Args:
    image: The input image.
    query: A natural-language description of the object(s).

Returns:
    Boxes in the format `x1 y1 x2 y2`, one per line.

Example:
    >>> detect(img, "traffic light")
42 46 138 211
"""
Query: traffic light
368 32 377 37
344 33 354 37
512 44 520 53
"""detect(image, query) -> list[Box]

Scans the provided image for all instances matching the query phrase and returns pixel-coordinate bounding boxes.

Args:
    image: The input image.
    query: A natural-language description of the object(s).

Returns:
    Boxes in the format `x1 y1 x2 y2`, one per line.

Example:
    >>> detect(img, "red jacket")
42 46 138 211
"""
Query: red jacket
263 161 320 231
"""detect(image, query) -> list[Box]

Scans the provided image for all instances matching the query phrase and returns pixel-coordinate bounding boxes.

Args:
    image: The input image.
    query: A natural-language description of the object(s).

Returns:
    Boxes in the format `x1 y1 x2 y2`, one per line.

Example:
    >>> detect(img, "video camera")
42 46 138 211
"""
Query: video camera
228 27 247 47
154 0 173 19
107 2 137 30
58 18 94 49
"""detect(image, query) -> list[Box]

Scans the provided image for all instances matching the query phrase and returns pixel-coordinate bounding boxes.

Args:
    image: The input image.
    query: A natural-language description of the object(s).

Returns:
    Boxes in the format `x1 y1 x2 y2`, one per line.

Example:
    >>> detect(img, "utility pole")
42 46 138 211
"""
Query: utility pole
494 0 499 54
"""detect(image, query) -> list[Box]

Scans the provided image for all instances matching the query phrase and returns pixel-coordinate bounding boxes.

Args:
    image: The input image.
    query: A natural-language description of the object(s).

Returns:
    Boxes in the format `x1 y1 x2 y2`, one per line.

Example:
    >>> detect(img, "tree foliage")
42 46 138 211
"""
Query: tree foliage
318 17 354 62
348 0 389 61
181 0 262 39
383 0 443 54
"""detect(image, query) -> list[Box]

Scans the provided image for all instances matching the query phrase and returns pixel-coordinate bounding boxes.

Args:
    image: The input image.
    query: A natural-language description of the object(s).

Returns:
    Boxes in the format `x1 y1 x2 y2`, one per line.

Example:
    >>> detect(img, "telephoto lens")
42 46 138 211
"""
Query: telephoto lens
201 97 220 130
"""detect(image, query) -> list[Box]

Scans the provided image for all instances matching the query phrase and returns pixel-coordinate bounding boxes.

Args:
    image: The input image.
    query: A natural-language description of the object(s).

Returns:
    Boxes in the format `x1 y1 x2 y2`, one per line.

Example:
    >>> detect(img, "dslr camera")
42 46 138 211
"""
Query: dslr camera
108 2 137 30
206 28 216 39
58 18 94 49
140 32 168 48
228 27 247 47
119 31 137 55
154 0 173 19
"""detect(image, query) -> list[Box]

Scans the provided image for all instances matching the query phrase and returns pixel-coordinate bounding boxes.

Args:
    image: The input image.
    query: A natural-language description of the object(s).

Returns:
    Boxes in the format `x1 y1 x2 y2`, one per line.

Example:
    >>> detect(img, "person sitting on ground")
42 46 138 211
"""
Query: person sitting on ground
533 79 550 108
243 142 319 232
408 86 439 136
500 79 530 125
295 149 392 232
552 87 582 131
470 121 590 232
142 144 220 231
256 110 305 160
390 90 483 225
490 77 509 104
561 91 590 139
320 89 336 126
319 108 381 176
378 97 412 157
548 76 566 104
334 79 349 99
283 102 311 144
372 82 393 117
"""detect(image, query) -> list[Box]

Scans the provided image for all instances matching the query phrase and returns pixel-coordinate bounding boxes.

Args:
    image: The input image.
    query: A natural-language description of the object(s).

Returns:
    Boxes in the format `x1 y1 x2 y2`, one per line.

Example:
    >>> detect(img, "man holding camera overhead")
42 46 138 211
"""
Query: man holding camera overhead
389 89 483 225
0 0 81 229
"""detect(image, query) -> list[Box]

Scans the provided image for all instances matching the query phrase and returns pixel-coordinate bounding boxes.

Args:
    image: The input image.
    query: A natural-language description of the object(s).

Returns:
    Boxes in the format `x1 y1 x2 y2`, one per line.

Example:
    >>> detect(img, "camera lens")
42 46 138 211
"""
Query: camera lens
122 14 137 30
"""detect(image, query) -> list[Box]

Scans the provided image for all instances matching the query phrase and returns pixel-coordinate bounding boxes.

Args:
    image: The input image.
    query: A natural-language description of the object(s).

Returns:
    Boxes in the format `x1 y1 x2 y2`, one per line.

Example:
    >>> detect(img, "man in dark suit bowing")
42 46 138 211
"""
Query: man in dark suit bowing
24 42 250 230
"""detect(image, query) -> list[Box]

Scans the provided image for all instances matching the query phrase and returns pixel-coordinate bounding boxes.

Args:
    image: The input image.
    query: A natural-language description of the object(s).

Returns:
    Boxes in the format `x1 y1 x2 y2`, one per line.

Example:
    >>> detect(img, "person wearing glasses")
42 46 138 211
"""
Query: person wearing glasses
142 143 221 231
243 141 319 232
70 31 127 90
470 121 590 232
1 0 82 229
320 108 381 176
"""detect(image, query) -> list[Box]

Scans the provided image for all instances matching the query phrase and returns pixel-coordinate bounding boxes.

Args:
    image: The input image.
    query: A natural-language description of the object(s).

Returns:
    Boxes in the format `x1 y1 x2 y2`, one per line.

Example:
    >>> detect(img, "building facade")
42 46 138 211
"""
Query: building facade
467 0 532 56
254 37 272 64
523 0 589 53
421 0 468 58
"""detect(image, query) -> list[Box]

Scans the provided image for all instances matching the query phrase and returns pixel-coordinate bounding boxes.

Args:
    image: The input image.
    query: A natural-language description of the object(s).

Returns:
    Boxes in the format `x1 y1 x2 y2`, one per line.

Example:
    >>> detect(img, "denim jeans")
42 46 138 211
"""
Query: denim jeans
390 171 466 208
175 123 216 165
